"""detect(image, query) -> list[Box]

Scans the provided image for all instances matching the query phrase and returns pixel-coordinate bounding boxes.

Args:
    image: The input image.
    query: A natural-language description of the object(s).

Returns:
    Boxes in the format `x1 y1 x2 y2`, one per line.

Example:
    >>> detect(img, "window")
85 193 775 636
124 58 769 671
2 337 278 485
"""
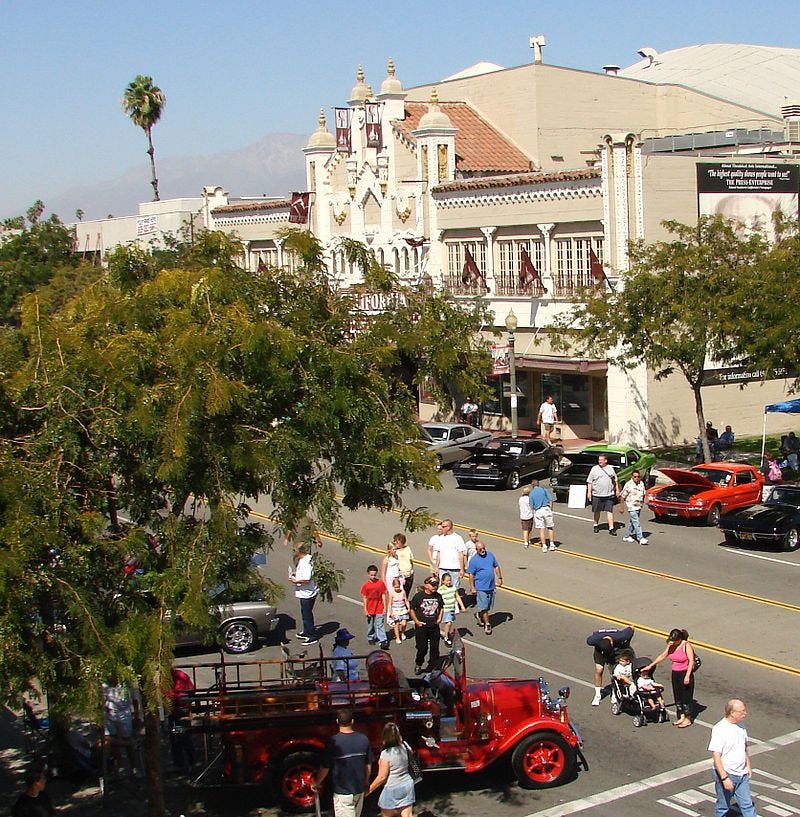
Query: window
496 239 545 296
540 373 591 425
736 470 753 485
553 237 604 297
444 241 486 294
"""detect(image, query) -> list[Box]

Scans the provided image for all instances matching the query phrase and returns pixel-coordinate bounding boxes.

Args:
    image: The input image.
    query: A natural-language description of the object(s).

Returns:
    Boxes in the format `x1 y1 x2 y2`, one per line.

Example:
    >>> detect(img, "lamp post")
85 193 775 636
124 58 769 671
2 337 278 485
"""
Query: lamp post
505 309 518 439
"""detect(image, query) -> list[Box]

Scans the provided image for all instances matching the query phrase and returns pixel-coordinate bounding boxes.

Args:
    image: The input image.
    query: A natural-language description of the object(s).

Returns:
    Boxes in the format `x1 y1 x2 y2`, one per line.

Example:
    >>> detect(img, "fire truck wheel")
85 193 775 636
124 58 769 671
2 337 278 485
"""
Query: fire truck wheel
511 731 575 789
277 751 322 812
221 620 257 654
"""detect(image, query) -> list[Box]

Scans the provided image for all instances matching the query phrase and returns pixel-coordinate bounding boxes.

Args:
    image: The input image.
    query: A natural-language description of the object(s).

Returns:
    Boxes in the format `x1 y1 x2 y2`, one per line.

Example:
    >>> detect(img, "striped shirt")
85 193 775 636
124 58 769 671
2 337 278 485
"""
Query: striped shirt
439 583 458 613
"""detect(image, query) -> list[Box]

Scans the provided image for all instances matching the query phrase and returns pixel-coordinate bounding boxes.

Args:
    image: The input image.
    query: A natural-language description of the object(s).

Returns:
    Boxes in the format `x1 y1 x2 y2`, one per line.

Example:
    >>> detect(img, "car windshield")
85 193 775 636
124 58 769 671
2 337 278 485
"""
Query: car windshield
423 426 449 441
692 468 732 485
499 441 524 455
766 487 800 508
568 452 624 468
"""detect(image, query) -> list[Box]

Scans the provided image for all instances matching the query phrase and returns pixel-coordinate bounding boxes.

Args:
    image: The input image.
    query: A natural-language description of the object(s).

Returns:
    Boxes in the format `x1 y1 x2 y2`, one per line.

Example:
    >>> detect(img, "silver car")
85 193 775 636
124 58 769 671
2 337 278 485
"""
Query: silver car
174 584 279 654
419 422 493 471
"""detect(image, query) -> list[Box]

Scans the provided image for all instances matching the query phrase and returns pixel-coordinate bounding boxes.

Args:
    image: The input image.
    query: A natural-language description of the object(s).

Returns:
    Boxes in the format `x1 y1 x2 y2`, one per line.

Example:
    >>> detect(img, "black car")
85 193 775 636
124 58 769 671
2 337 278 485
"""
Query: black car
718 484 800 552
453 437 563 490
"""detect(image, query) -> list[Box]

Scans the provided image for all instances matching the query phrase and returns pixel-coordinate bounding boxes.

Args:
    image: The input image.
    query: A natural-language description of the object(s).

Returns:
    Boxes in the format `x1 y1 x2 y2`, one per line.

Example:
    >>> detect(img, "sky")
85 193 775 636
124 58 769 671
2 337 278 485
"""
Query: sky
2 0 799 220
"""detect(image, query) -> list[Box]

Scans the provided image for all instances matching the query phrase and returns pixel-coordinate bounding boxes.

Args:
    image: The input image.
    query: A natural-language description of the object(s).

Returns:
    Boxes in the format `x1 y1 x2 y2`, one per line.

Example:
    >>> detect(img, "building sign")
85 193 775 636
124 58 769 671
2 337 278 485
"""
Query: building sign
491 343 510 375
697 163 799 241
136 215 157 236
700 364 799 387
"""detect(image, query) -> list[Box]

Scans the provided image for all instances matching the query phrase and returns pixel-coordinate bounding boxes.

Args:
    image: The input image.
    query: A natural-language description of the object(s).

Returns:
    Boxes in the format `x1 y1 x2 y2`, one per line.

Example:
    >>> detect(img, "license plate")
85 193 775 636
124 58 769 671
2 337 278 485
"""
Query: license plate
738 532 754 540
476 464 492 470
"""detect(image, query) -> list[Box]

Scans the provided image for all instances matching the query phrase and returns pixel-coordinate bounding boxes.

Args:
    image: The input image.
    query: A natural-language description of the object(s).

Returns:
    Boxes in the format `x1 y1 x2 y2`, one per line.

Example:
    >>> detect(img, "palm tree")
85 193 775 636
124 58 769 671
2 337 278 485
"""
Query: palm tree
122 75 166 201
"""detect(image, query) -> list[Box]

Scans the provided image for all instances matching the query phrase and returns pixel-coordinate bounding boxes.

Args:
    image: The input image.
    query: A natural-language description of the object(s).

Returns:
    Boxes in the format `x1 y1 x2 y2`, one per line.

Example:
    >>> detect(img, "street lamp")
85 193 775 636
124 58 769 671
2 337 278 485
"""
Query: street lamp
505 309 518 439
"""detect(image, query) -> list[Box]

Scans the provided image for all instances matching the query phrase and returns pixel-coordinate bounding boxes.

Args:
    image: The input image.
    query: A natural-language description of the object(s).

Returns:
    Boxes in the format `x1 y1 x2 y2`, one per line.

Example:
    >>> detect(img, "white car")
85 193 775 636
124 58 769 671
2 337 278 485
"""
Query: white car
419 422 493 471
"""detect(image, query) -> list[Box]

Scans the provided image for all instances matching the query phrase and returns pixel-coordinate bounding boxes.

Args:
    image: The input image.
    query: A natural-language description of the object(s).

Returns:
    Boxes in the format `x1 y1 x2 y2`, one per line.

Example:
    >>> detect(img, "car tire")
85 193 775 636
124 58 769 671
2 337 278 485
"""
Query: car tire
511 731 575 789
221 620 257 654
506 470 521 490
783 527 800 552
276 750 322 812
548 458 560 477
723 531 738 544
706 504 722 527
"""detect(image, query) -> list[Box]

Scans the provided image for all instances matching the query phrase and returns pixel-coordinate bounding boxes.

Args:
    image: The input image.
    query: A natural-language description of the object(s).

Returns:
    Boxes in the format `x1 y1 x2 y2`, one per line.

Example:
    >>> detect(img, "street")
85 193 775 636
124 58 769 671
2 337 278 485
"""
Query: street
177 469 800 817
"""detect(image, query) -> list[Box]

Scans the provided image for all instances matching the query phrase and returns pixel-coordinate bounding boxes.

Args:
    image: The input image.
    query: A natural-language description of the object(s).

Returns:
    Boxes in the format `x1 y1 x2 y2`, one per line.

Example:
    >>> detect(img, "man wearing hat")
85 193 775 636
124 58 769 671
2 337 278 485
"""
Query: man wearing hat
332 628 359 682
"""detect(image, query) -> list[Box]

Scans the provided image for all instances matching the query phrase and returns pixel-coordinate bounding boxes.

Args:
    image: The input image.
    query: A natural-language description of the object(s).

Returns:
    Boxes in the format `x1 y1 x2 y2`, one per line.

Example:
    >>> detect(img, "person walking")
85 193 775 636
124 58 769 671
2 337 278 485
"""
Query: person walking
367 722 416 817
409 576 444 674
587 454 619 535
518 486 535 549
289 541 319 645
586 626 635 706
529 477 556 551
426 522 444 572
431 519 466 589
466 540 503 635
360 564 389 649
315 708 374 817
708 699 757 817
537 394 559 445
644 628 696 727
620 470 648 545
393 533 416 600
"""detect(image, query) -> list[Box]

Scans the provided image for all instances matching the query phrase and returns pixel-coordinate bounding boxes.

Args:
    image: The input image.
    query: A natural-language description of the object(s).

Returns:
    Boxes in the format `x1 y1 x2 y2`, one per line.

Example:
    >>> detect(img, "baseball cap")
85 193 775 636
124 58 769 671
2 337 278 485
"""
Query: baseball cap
336 628 355 641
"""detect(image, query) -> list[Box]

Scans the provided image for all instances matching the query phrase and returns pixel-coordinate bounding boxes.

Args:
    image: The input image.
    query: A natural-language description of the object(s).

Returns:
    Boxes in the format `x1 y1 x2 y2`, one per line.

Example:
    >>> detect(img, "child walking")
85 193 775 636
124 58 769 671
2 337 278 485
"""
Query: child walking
360 564 389 650
387 577 410 644
438 571 465 647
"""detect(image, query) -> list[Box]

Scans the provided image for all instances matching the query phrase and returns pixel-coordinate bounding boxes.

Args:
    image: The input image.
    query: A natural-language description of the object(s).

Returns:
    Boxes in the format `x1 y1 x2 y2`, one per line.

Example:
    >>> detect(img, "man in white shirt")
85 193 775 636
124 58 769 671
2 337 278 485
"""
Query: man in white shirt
289 542 319 645
708 699 757 817
537 395 559 445
427 522 444 571
432 519 467 589
620 470 648 545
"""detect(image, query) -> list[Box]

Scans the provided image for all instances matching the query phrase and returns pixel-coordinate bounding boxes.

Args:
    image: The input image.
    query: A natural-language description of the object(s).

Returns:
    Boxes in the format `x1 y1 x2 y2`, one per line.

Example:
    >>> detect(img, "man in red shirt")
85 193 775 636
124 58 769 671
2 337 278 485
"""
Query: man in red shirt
360 565 388 650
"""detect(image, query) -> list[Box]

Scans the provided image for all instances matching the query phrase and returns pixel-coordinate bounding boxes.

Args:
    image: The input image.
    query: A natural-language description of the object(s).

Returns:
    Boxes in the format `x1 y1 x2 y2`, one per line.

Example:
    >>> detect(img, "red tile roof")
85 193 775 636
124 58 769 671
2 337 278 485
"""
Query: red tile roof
212 198 291 215
433 168 600 193
392 102 533 173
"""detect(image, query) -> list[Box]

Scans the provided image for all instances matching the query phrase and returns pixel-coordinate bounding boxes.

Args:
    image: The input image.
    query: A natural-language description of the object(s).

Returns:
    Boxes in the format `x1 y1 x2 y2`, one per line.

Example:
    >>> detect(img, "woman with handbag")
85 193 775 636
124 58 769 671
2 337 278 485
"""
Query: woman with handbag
644 628 697 728
367 722 417 817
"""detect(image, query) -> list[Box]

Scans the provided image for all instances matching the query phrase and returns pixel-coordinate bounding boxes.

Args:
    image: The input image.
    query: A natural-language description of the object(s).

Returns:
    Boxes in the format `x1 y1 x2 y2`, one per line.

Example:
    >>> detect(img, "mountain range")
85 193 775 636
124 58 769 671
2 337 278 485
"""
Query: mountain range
44 132 308 222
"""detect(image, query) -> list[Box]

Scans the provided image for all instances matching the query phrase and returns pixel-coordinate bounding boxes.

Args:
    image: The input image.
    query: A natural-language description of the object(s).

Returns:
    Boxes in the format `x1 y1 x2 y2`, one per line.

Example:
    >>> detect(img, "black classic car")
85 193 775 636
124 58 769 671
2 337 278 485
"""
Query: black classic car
453 437 563 490
718 484 800 551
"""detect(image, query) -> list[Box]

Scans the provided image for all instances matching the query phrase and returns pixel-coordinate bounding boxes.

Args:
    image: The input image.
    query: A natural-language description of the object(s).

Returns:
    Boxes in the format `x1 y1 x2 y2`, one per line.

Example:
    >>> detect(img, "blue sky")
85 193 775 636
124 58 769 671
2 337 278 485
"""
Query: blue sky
2 0 798 220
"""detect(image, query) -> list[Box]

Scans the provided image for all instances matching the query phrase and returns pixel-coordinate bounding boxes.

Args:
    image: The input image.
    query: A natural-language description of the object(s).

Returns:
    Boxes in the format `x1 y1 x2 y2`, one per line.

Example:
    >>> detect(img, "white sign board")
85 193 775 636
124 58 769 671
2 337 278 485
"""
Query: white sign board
567 484 588 509
136 215 157 236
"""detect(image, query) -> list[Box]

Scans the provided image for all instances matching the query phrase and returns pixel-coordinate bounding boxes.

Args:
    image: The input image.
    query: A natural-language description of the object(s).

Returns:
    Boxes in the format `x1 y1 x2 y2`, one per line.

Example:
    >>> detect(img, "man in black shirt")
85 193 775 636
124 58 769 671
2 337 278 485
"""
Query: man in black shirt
12 765 53 817
409 575 445 674
314 709 373 817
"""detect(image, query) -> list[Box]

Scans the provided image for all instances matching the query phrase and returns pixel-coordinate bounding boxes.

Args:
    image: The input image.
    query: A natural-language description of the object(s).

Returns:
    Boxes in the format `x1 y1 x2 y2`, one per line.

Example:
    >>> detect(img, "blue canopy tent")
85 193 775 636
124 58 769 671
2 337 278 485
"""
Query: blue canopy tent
761 397 800 461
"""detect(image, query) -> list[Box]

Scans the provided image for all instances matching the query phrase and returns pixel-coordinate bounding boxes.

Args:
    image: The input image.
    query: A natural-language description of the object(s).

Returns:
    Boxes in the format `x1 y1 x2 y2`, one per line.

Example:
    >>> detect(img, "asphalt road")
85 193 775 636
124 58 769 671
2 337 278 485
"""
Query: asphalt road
175 470 800 817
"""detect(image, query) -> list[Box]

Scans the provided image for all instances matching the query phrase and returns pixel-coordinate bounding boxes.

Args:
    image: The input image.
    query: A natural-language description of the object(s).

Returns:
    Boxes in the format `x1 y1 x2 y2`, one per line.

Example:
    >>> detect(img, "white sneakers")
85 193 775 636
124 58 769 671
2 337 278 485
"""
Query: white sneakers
639 537 649 545
622 536 634 542
591 691 602 706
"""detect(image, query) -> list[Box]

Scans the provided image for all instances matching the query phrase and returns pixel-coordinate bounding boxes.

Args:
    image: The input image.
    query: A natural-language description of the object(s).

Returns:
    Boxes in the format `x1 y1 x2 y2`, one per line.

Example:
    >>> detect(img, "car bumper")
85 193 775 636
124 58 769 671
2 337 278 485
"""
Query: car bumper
455 475 506 487
720 528 782 543
647 502 706 519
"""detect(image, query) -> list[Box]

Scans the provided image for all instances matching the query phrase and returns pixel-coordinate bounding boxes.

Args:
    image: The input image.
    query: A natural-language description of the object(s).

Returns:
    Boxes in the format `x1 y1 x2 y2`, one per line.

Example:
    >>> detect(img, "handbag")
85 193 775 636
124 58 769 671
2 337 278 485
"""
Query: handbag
692 653 702 673
403 741 423 784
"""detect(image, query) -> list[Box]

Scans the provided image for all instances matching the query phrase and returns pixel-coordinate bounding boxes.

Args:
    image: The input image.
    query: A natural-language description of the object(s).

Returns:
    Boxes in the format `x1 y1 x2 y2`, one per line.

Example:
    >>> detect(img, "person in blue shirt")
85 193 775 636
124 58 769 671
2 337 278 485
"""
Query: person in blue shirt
529 478 556 552
466 541 503 635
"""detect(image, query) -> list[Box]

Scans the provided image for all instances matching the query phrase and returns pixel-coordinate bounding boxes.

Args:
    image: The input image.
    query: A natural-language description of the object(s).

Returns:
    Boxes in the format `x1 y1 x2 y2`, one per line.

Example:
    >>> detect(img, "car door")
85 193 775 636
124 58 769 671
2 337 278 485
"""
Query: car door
520 440 546 477
731 469 757 509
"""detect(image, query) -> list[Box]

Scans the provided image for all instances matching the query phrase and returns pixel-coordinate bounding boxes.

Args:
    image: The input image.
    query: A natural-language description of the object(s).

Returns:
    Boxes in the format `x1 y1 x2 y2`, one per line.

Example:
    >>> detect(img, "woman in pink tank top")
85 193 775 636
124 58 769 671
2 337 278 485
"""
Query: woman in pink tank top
644 628 696 727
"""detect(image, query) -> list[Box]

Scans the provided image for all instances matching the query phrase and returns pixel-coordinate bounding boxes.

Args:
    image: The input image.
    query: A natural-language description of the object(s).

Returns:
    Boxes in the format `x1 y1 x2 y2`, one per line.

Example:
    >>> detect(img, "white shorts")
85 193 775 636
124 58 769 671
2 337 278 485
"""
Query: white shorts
332 792 364 817
533 506 554 529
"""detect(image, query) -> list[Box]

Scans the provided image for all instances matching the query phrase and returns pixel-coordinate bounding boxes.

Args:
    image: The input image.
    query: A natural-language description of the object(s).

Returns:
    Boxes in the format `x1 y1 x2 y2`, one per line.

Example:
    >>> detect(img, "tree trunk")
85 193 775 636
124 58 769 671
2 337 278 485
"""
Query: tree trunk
146 128 160 201
692 382 711 463
143 706 165 817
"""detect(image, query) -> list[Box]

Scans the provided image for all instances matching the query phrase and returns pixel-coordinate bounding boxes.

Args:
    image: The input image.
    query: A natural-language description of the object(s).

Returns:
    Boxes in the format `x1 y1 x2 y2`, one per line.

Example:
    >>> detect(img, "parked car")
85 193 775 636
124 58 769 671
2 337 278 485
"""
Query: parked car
549 445 656 502
174 583 280 654
419 422 493 471
645 463 764 526
718 484 800 551
453 437 563 489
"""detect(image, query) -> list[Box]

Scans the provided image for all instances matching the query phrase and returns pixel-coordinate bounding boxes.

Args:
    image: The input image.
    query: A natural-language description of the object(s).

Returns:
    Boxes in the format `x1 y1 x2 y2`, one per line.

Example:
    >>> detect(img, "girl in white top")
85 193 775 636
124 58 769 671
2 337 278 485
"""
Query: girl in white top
519 486 535 548
382 542 401 588
387 577 410 643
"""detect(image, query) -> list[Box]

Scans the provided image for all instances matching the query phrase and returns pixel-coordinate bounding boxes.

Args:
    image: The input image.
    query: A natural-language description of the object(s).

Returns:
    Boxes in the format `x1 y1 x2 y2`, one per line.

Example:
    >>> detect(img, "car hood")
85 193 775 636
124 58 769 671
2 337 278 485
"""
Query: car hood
461 450 515 462
658 468 718 489
724 504 795 524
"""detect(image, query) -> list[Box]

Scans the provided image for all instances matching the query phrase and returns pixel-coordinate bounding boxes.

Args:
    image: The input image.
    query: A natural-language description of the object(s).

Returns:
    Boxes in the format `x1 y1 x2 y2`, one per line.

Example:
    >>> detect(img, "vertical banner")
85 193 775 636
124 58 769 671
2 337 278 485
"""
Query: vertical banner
365 102 382 149
334 107 352 153
697 163 799 242
289 192 310 224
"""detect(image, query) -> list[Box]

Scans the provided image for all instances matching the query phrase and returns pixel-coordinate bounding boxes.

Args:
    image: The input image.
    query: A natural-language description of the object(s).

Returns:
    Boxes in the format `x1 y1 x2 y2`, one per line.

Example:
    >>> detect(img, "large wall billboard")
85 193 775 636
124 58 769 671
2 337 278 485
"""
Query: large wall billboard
697 163 799 241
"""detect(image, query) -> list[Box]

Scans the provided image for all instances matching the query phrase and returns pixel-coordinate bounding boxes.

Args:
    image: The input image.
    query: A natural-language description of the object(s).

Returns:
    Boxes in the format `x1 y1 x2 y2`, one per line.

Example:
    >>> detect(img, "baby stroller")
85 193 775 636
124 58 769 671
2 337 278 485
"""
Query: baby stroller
610 656 668 727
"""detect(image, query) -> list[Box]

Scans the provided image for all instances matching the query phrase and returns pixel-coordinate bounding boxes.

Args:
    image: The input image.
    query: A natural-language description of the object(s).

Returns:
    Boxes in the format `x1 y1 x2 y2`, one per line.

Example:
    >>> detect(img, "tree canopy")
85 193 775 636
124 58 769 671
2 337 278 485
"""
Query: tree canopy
122 75 166 201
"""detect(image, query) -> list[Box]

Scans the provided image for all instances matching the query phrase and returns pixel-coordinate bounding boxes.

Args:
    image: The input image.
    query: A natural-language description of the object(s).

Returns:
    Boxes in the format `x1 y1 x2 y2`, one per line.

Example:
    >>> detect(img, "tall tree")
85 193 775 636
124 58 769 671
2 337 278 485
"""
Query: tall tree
554 216 768 461
122 75 166 201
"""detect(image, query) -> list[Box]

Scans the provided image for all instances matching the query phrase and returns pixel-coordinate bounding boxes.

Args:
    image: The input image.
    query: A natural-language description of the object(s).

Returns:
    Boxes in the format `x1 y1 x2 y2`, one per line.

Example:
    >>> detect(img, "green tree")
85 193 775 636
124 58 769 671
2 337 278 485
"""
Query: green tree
122 75 166 201
555 216 768 461
0 229 489 814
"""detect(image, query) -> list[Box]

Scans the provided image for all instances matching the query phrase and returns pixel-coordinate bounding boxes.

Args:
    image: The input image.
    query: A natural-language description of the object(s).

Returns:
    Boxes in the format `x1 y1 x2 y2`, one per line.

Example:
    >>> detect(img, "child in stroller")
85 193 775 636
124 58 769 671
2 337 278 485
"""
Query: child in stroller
611 654 669 727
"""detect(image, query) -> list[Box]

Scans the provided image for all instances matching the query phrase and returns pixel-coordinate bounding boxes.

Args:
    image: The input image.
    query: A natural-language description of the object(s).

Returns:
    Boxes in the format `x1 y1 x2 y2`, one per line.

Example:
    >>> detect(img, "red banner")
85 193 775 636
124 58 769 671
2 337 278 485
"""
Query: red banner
589 248 606 283
365 102 382 149
519 246 545 291
334 107 352 153
289 192 310 224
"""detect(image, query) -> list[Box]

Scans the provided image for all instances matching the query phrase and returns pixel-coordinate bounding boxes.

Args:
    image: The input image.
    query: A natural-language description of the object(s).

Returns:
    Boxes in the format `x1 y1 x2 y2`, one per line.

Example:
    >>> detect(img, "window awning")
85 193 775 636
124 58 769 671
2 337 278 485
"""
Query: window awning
513 355 607 373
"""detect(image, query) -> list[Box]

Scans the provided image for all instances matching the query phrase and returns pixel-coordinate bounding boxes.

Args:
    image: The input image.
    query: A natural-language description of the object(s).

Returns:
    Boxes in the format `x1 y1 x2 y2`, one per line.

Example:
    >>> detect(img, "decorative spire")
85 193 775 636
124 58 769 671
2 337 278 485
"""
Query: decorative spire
387 58 396 77
430 87 439 105
356 64 364 83
305 107 336 150
349 64 369 103
317 108 326 129
380 58 404 96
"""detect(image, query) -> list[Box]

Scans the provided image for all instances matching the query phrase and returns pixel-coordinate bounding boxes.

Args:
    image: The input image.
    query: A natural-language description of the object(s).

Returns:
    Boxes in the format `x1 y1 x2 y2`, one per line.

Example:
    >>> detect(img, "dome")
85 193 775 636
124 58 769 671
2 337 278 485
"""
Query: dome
306 109 336 149
349 65 369 104
417 88 453 130
379 58 404 95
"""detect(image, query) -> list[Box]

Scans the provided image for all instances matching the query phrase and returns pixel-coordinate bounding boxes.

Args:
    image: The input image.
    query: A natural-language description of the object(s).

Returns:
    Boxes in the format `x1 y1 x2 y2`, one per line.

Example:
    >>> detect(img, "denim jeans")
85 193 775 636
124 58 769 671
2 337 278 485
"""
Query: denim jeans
714 771 757 817
366 613 387 644
627 508 643 540
298 595 317 638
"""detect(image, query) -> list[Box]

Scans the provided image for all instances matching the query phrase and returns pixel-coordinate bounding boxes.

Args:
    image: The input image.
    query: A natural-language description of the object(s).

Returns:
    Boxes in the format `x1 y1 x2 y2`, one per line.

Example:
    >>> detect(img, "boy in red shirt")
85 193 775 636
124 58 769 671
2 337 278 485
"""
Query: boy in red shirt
360 564 389 650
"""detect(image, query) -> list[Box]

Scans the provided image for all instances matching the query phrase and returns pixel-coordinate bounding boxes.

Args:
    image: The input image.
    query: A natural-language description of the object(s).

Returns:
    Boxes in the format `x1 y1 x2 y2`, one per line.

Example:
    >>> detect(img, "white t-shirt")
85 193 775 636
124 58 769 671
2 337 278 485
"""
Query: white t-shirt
293 553 318 599
519 496 534 520
613 662 633 682
708 718 749 776
433 532 467 571
539 401 558 424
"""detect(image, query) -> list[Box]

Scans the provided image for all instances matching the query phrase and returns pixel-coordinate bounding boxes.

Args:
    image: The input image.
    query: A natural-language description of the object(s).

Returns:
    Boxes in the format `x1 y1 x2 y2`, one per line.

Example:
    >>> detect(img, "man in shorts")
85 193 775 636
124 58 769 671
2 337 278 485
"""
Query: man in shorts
466 540 503 635
586 454 619 535
586 626 634 706
529 477 556 552
537 395 559 445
